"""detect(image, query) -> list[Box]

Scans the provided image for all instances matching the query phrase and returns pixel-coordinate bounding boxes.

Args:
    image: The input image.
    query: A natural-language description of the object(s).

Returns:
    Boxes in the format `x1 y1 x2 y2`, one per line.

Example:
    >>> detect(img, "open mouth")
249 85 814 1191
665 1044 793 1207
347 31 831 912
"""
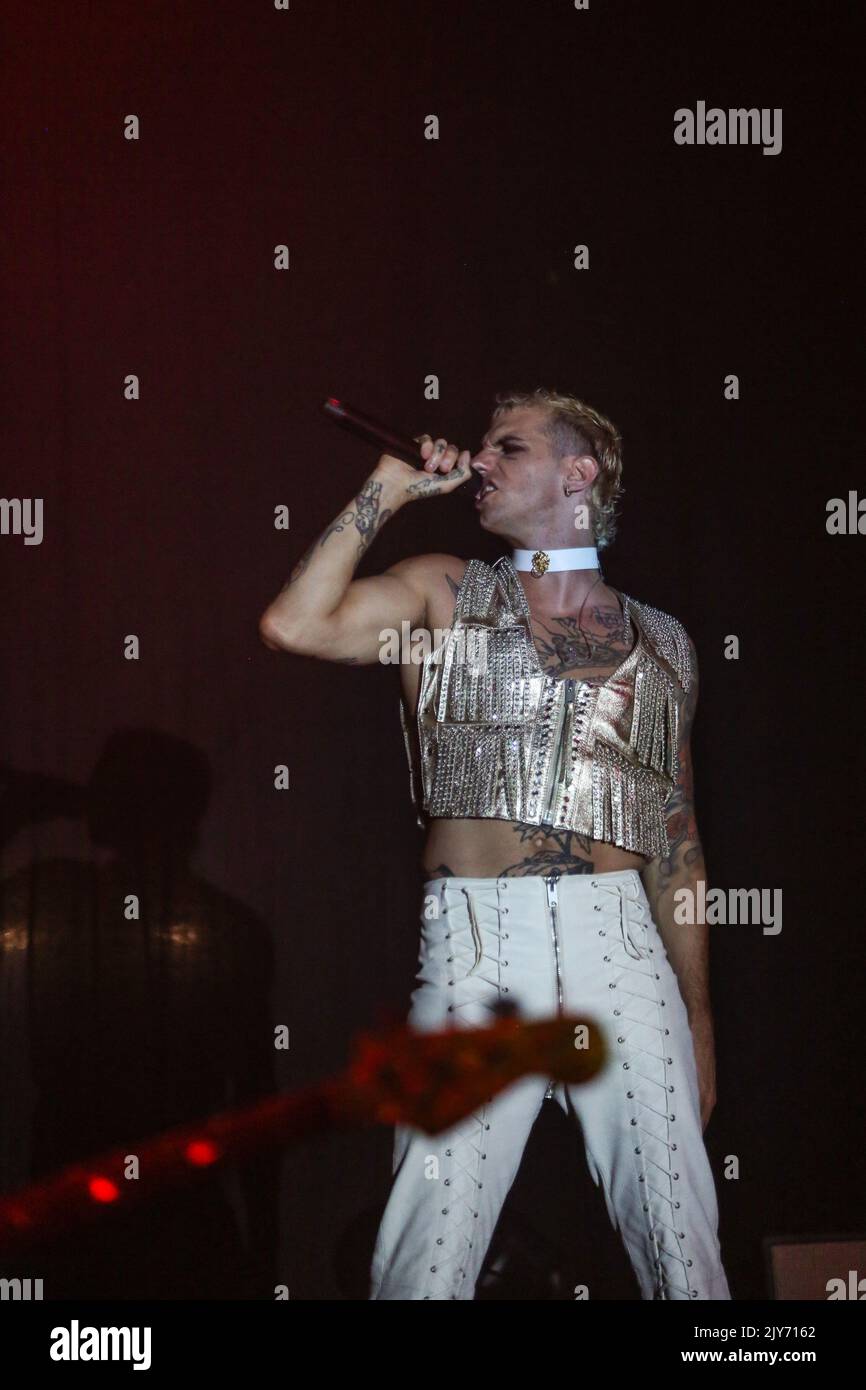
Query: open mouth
475 481 499 504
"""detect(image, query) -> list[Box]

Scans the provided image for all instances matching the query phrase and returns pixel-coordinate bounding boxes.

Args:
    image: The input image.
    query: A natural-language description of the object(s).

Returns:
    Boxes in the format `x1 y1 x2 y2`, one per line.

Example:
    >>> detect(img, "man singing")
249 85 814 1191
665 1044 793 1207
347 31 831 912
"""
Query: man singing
259 387 731 1301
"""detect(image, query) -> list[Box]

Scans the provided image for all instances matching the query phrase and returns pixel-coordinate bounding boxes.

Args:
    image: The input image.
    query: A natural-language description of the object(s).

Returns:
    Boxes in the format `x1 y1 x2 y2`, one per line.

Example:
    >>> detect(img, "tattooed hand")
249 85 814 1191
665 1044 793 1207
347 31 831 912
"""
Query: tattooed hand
373 434 473 505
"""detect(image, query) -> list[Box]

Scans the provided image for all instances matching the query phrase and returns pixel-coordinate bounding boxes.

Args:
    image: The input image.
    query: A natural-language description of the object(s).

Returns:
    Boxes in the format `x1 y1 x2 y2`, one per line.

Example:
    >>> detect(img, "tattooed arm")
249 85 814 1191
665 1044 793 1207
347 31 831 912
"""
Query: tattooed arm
640 637 717 1128
258 440 470 664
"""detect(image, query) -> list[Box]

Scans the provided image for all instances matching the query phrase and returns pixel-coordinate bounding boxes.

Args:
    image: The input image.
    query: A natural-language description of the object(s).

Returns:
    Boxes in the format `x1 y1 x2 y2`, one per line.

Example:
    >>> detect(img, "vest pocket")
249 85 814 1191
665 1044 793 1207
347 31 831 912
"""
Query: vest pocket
427 723 528 820
436 622 538 723
591 739 672 858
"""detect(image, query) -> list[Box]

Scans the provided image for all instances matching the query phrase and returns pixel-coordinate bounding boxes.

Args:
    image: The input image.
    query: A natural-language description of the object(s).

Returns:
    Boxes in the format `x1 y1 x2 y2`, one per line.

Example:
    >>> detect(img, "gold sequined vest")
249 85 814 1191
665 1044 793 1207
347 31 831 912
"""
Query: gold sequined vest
399 555 692 858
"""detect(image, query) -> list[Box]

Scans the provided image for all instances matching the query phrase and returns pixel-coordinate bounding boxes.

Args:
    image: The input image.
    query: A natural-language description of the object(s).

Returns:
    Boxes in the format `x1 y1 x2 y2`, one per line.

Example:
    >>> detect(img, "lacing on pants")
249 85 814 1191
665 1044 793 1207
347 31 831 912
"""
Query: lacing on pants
442 885 510 1010
593 876 699 1300
420 882 510 1298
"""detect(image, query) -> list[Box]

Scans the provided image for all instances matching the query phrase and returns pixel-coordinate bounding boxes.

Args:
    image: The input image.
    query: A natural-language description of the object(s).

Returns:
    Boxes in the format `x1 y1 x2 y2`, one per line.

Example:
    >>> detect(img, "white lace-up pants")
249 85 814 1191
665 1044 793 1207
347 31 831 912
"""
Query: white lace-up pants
369 869 731 1301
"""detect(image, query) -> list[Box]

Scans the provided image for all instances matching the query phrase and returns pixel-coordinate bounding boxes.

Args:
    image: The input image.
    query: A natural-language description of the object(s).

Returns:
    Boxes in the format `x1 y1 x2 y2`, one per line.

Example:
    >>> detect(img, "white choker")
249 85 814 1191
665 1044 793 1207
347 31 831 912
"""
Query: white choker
511 546 599 577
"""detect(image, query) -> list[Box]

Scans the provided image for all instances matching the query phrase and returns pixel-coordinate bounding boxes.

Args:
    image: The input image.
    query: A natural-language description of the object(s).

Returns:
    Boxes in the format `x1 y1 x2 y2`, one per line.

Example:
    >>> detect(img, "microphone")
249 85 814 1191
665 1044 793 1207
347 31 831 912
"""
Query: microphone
322 398 425 468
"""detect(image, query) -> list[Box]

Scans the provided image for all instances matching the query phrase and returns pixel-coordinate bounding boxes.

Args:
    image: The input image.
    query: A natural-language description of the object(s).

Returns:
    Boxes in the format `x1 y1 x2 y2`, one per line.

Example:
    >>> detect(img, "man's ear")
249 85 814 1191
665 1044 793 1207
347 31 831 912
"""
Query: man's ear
563 453 599 496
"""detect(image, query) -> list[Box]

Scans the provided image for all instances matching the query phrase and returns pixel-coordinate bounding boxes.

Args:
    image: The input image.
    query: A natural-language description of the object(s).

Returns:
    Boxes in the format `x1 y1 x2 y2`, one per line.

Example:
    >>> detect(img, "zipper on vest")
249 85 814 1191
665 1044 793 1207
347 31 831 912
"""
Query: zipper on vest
540 678 576 826
543 872 563 1100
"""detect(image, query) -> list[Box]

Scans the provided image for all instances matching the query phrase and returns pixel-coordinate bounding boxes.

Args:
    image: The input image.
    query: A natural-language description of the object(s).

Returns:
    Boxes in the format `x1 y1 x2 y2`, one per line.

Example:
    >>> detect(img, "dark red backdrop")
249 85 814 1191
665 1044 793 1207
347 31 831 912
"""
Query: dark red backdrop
1 0 861 1299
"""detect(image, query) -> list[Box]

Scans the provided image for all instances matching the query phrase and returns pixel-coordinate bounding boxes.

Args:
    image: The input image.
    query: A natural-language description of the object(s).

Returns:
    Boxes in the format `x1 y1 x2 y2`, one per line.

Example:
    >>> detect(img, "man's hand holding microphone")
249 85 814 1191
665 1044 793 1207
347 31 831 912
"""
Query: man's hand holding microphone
371 434 474 506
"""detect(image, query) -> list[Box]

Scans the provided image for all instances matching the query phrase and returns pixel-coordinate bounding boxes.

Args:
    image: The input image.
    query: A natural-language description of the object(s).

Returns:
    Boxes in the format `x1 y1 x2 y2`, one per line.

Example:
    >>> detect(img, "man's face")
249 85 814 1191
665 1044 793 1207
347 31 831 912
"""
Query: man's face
471 405 566 536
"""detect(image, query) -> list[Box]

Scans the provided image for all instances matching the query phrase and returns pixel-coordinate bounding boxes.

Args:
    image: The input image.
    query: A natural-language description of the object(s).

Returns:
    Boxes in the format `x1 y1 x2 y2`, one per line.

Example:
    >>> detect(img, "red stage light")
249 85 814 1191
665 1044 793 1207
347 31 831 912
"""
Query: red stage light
185 1140 219 1167
88 1176 119 1204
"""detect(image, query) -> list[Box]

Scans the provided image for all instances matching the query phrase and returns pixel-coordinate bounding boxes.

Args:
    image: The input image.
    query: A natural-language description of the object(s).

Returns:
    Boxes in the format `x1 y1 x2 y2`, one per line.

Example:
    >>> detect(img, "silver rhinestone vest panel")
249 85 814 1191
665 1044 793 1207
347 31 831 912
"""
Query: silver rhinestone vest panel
399 556 692 858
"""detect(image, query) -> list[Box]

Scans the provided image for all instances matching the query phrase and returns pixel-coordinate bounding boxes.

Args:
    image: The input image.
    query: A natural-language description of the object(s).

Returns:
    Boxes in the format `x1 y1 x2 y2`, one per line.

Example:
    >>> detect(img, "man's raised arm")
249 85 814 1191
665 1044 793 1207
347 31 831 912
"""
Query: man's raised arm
258 437 472 664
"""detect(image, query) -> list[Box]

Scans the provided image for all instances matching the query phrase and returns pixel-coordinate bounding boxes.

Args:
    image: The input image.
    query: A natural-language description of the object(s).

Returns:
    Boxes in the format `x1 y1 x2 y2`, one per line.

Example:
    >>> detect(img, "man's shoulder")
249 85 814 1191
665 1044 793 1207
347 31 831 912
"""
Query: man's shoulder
391 553 471 595
626 590 696 692
626 589 688 631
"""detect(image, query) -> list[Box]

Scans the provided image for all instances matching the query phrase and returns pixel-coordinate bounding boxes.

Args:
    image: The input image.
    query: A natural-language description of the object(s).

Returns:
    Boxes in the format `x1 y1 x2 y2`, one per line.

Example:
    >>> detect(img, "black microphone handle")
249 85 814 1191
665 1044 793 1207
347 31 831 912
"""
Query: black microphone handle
322 398 428 468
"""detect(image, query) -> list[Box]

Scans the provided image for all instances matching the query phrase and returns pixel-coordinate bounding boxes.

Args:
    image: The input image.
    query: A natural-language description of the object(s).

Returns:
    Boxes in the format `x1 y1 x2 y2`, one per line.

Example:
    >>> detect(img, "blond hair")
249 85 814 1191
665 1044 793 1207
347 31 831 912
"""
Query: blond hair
492 388 624 549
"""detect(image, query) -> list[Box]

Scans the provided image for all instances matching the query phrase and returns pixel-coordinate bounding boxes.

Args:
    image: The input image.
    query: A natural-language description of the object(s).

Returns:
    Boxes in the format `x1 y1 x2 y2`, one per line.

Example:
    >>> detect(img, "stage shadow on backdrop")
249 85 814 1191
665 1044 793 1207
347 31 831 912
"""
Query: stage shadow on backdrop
0 730 280 1298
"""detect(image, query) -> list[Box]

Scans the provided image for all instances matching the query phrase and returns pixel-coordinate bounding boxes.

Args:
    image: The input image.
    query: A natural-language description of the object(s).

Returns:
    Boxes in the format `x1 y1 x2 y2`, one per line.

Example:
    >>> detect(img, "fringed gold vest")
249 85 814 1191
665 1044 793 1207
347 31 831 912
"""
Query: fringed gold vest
399 555 692 858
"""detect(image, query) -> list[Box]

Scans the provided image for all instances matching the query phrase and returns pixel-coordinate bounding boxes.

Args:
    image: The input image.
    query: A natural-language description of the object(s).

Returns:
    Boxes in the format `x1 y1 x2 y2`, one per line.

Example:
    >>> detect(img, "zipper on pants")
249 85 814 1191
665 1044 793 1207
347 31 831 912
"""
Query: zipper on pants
544 872 563 1100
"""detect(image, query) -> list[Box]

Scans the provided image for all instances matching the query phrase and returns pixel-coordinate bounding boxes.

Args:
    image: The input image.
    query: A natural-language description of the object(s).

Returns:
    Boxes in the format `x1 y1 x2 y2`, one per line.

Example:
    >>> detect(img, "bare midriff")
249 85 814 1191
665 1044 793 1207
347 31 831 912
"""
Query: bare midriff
421 817 648 880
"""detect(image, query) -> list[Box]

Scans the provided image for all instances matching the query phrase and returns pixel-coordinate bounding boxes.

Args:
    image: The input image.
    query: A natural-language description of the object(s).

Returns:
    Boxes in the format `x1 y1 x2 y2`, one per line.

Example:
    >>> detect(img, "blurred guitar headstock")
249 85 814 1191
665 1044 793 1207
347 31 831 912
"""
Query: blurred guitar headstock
342 1014 607 1134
